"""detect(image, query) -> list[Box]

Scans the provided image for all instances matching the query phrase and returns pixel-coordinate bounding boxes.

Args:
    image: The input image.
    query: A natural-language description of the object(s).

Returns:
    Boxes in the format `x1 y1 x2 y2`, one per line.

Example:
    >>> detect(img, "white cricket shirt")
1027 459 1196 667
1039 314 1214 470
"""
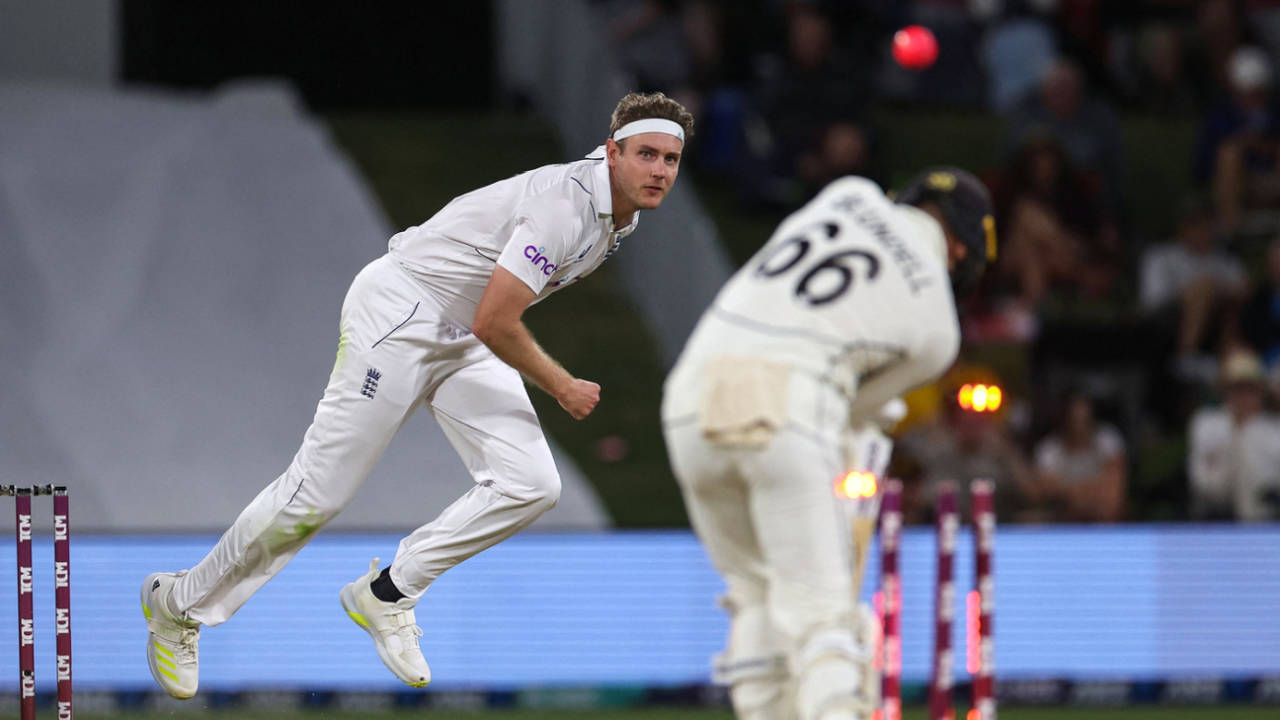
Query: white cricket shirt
664 176 961 425
387 146 638 329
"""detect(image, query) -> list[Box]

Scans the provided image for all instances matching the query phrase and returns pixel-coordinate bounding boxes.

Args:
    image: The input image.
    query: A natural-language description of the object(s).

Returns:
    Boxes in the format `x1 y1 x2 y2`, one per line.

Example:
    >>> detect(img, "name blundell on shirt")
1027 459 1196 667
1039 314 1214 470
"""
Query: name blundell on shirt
832 192 934 295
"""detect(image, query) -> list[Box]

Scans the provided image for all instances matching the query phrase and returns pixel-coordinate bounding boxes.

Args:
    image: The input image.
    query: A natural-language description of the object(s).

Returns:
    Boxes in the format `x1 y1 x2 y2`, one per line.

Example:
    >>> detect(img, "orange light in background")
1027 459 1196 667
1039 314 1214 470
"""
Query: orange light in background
987 385 1003 411
966 710 981 720
834 471 878 499
957 383 1003 413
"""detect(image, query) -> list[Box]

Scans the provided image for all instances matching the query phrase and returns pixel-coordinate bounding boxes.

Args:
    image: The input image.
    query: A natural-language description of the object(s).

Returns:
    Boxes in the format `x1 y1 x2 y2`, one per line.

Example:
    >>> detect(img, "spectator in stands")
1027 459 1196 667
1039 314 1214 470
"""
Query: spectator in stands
1004 57 1126 212
1027 391 1127 523
1194 0 1250 95
1252 0 1280 62
980 7 1056 112
1193 46 1280 237
1100 2 1212 112
1188 348 1280 521
741 0 871 208
992 131 1120 314
1241 235 1280 370
1131 23 1199 114
604 0 734 121
1139 196 1248 382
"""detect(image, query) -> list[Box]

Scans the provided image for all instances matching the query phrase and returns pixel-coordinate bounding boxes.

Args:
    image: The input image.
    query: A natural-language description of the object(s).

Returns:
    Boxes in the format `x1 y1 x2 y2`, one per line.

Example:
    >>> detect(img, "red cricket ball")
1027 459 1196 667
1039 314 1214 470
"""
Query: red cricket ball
892 25 938 71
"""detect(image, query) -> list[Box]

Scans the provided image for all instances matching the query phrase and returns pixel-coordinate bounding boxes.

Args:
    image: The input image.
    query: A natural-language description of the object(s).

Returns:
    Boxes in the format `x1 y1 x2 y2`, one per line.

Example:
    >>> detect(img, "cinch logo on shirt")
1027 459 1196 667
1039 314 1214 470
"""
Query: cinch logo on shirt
524 245 558 276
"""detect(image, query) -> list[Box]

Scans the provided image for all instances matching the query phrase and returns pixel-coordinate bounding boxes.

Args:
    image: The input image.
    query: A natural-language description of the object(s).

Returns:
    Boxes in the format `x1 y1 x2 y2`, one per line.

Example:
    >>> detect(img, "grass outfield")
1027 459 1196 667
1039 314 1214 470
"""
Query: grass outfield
8 707 1275 720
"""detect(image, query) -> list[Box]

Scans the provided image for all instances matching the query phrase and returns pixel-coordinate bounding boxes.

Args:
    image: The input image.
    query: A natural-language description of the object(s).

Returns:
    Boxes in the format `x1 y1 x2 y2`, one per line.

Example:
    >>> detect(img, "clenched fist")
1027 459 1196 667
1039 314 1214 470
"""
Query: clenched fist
558 379 601 420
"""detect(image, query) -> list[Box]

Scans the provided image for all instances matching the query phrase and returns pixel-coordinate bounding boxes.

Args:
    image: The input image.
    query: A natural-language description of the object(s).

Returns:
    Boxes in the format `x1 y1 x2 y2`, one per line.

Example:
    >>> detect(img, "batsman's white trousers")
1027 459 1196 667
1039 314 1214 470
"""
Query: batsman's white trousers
663 370 867 720
172 255 561 625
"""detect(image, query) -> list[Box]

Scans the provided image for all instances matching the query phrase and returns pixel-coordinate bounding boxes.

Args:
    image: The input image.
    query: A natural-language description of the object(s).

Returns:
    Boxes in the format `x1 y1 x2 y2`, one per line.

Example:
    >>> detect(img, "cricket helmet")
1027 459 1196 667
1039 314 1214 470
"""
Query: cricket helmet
897 167 997 298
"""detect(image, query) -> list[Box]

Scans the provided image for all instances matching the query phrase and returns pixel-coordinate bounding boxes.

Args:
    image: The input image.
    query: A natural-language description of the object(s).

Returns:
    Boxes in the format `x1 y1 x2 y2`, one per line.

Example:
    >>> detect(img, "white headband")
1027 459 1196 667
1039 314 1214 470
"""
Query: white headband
612 118 685 143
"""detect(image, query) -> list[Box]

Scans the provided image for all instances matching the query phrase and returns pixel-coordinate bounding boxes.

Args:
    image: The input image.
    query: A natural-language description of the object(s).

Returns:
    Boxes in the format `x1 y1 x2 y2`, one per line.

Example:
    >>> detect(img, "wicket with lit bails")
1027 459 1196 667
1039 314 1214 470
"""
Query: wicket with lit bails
853 478 995 720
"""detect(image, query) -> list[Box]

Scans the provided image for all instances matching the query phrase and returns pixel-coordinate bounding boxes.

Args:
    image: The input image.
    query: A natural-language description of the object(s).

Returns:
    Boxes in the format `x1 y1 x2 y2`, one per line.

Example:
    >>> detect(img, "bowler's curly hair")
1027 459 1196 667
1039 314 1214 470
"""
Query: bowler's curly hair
609 92 695 143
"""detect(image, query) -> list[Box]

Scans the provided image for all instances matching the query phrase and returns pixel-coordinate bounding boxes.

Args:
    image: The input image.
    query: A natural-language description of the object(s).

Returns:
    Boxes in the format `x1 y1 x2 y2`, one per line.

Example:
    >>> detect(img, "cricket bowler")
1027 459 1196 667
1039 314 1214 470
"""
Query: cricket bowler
140 92 693 698
662 168 995 720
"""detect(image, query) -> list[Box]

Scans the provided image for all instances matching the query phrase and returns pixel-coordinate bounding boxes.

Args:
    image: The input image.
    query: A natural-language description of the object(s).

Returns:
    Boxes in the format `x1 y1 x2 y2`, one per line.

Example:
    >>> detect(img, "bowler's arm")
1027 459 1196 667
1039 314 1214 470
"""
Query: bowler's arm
472 266 599 420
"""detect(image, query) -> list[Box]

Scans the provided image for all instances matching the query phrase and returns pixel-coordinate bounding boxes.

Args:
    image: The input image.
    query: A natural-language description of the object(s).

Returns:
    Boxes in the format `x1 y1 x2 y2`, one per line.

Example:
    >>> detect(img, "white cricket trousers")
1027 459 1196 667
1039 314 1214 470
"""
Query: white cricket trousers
663 373 868 720
171 255 561 625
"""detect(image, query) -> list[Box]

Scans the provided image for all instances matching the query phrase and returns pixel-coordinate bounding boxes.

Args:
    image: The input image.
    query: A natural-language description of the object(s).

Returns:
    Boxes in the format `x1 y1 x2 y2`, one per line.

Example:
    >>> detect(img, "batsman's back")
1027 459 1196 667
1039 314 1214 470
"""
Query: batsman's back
669 175 960 406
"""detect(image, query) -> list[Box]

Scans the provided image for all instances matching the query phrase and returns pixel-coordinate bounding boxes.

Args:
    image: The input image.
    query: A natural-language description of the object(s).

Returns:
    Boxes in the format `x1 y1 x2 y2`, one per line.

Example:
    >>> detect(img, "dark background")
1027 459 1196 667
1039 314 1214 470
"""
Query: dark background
120 0 494 108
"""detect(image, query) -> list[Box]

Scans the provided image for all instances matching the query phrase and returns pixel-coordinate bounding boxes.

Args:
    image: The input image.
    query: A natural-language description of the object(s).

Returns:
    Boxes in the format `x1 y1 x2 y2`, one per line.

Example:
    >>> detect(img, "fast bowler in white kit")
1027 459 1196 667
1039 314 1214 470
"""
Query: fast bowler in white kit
140 92 693 698
662 169 995 720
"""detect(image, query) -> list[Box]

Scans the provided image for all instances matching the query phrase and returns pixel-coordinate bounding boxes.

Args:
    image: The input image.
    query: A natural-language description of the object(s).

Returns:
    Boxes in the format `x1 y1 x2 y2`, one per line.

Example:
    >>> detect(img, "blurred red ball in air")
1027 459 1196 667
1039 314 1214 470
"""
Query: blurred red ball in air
892 25 938 71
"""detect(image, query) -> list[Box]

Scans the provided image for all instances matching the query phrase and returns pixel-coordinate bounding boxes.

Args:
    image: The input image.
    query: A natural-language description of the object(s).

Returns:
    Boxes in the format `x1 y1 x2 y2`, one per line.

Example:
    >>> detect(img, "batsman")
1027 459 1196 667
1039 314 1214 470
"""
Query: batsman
662 168 995 720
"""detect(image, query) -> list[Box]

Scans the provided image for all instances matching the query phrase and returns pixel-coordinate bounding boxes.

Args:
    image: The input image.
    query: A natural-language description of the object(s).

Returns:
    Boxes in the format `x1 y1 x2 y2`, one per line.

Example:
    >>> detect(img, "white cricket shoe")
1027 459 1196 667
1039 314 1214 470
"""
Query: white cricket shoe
340 558 431 688
140 571 200 699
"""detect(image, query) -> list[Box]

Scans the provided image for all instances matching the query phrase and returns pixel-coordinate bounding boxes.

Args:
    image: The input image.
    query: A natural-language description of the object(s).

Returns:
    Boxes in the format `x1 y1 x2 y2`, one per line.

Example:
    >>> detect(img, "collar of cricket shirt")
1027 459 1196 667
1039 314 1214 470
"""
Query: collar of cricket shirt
584 145 640 236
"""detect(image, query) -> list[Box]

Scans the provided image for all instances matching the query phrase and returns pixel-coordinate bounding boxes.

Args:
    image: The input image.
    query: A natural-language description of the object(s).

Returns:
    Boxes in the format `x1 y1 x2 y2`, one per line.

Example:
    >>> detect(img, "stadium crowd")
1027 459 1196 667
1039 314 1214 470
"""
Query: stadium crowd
596 0 1280 523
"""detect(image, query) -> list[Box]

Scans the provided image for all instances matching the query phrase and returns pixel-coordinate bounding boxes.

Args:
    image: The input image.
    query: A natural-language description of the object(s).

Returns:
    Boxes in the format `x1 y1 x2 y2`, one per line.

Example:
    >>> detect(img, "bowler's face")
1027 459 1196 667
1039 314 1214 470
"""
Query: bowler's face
608 133 683 211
